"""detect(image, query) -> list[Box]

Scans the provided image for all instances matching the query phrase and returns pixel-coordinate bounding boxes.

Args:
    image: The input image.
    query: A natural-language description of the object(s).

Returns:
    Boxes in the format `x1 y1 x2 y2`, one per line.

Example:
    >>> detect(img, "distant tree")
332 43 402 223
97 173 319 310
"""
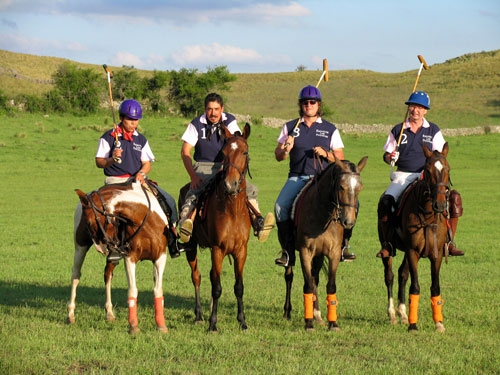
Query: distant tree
168 65 236 117
296 64 307 72
142 70 170 113
112 66 144 101
51 62 101 113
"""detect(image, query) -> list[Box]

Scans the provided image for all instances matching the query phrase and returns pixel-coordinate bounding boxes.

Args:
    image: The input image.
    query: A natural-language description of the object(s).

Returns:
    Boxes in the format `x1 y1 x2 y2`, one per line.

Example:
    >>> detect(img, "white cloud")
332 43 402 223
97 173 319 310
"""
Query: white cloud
172 43 262 65
111 51 145 68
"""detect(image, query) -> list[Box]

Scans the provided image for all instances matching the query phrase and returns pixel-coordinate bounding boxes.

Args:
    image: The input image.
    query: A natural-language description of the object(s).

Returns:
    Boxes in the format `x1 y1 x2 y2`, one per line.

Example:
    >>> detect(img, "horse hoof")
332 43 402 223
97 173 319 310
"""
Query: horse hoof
129 326 140 335
435 322 445 333
157 326 169 334
328 323 340 332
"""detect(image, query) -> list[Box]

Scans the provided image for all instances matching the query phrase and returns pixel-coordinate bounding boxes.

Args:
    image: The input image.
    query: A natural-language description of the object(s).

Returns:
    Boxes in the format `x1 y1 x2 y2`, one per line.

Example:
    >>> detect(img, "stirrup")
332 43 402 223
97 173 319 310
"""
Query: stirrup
341 244 356 262
275 250 289 267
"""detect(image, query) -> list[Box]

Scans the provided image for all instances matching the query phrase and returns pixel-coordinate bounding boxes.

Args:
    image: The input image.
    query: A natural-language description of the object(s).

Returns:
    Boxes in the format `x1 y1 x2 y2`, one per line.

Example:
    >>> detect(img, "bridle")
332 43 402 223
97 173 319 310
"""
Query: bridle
325 163 361 225
84 184 151 255
221 140 250 196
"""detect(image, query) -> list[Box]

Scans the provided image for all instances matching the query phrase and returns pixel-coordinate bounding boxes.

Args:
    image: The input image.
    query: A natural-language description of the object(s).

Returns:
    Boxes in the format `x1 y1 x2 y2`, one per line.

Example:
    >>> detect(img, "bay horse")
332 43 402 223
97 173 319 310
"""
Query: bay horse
283 156 368 331
179 123 252 332
67 181 171 334
382 143 451 332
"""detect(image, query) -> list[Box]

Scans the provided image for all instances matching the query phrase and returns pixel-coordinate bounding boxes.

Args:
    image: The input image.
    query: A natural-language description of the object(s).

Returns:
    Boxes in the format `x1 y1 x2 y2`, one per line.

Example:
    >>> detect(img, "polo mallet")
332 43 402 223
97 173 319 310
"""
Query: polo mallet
291 58 329 134
102 64 121 164
391 54 429 167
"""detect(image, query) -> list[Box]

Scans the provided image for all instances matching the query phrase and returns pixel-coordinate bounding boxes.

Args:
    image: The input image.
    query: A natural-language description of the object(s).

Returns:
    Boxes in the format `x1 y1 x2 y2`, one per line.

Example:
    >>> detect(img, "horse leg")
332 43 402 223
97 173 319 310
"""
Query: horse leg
312 256 325 325
186 245 203 323
283 265 294 320
104 260 117 322
123 258 140 335
396 255 409 325
208 249 224 332
300 251 316 331
67 205 92 325
66 243 90 324
430 257 445 333
407 251 421 332
153 253 168 333
382 256 397 324
325 255 340 332
233 250 248 331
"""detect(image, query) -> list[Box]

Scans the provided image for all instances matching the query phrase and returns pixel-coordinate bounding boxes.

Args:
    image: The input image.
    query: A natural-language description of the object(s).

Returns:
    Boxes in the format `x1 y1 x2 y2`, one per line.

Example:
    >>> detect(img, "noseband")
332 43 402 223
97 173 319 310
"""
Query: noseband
84 184 151 254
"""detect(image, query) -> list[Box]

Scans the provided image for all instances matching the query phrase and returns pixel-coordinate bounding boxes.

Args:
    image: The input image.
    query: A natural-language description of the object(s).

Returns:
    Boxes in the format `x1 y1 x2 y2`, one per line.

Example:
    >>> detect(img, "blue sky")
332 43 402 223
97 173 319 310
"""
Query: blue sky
0 0 498 74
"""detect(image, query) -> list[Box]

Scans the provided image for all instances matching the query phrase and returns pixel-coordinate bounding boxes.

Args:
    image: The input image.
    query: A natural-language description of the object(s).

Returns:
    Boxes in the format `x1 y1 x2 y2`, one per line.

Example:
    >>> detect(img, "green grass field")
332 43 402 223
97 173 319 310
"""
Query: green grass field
1 113 499 374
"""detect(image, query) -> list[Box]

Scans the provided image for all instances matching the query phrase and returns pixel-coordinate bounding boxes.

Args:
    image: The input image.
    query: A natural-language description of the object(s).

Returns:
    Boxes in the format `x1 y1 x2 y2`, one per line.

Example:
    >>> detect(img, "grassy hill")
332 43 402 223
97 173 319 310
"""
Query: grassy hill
1 49 499 128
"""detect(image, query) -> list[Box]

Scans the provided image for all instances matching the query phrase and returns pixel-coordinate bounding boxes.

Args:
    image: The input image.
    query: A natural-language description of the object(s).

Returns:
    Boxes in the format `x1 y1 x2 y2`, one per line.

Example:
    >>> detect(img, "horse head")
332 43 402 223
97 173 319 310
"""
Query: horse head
423 142 450 214
221 123 251 195
332 156 368 229
76 188 128 255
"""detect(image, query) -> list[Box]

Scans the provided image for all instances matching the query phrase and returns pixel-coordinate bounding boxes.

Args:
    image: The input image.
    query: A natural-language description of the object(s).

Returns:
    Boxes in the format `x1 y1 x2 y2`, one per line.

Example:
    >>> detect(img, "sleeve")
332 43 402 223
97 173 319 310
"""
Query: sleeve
181 123 199 146
277 123 289 144
383 132 397 153
226 117 242 135
141 141 155 162
330 129 344 150
95 137 111 158
432 130 446 152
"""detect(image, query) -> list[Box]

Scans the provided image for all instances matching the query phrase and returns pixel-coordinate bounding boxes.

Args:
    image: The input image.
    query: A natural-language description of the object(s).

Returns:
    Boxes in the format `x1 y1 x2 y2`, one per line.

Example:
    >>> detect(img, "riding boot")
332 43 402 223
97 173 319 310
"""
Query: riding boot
248 198 275 242
448 217 464 256
447 190 464 256
376 194 395 258
178 201 196 243
167 226 187 259
341 228 356 262
275 220 295 267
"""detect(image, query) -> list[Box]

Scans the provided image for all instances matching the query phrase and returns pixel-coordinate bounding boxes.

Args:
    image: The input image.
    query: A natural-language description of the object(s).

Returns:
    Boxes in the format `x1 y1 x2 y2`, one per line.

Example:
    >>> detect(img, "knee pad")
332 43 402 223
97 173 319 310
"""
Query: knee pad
449 190 463 218
378 194 395 220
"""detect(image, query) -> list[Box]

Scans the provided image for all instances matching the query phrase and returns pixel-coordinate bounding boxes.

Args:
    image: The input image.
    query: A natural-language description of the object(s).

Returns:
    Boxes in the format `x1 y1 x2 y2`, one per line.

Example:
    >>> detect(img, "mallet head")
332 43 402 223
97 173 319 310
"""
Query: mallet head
417 55 429 70
323 59 329 82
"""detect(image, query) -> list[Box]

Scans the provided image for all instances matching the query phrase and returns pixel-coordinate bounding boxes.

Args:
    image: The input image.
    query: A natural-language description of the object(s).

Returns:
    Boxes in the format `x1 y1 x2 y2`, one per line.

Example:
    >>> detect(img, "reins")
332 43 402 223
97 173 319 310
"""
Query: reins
86 184 152 255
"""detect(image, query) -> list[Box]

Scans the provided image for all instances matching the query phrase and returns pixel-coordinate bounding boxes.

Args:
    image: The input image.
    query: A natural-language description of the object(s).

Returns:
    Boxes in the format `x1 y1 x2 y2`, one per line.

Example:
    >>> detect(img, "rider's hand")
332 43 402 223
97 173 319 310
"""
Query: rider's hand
390 151 399 163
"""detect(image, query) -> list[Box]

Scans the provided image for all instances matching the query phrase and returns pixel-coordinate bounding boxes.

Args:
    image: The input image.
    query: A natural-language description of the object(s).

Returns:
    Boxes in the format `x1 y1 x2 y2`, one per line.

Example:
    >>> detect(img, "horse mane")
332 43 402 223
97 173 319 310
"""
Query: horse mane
291 160 354 221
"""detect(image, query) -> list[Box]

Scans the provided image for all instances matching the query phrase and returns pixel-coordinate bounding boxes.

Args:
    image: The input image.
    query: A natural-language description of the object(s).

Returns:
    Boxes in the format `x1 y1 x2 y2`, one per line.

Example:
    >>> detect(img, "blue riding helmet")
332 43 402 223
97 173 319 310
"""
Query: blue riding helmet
298 85 322 101
119 99 143 119
405 91 430 109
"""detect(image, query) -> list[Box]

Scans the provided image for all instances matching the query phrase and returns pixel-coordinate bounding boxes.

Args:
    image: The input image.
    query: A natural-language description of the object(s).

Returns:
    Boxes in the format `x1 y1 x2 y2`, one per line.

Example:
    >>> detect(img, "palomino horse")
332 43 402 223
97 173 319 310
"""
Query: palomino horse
283 156 368 331
179 123 252 332
67 182 171 334
382 143 451 332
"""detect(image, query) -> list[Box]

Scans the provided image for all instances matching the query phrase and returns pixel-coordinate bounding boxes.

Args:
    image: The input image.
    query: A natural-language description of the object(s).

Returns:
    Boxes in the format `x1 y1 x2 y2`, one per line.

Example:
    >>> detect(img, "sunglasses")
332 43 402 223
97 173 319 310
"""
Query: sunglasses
301 100 318 105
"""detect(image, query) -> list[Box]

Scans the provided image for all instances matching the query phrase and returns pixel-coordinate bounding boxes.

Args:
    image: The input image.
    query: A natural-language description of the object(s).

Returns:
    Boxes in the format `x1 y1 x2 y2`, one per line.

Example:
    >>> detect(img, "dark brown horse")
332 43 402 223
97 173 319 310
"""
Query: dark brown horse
283 156 368 331
67 182 171 334
179 123 252 332
382 143 451 332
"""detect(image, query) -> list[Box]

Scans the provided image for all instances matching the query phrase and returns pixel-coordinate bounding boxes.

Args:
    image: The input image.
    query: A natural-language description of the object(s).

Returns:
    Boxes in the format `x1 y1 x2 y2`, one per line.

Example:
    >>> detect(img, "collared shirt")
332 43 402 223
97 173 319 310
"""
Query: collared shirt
96 128 154 176
383 118 445 173
278 117 344 177
181 112 240 163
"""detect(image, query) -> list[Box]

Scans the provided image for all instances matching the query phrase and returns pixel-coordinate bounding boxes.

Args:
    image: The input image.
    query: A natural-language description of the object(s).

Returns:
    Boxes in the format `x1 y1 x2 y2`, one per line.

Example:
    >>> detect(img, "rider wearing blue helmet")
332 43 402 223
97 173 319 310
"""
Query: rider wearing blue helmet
376 91 464 258
95 99 186 259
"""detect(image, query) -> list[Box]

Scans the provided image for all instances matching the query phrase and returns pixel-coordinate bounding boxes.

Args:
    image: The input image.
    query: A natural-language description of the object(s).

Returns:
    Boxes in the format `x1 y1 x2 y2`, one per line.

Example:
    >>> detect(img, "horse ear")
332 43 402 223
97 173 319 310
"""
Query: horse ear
75 189 89 206
222 126 232 139
243 123 251 139
441 142 449 157
423 144 433 158
357 156 368 172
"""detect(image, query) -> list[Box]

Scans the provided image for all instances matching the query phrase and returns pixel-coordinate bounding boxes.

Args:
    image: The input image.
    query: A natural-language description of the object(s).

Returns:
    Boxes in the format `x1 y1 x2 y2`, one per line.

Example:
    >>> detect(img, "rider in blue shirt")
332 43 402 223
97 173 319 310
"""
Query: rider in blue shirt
96 99 186 259
376 91 464 258
274 85 356 267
